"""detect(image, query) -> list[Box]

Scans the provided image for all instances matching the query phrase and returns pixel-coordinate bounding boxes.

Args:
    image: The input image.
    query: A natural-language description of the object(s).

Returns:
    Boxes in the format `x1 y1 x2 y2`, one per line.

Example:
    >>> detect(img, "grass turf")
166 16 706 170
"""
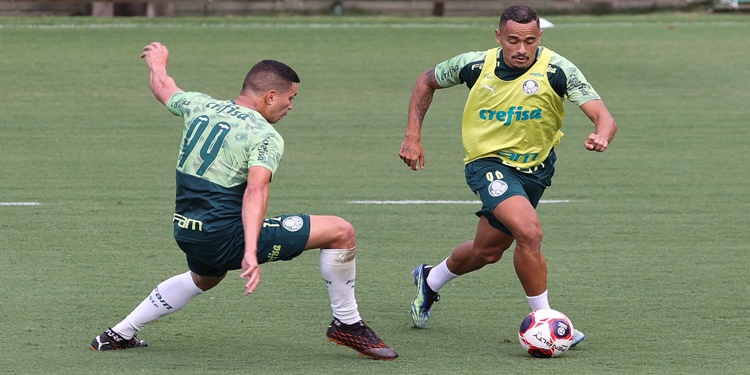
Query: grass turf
1 13 748 374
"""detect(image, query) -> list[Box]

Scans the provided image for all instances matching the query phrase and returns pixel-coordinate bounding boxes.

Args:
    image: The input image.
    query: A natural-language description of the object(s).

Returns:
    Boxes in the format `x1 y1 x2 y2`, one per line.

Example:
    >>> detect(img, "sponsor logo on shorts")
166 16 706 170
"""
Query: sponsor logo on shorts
282 216 304 232
174 213 203 231
488 180 508 197
268 244 282 262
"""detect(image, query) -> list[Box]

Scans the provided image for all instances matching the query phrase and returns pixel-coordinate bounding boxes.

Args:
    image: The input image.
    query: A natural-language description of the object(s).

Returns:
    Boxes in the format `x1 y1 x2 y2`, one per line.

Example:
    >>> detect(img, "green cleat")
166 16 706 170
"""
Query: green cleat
410 264 440 328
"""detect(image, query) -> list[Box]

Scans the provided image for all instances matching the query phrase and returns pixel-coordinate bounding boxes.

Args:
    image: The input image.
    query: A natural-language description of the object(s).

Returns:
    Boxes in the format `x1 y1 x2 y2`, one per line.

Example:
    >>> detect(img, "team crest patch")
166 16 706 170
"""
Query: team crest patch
488 180 508 197
522 79 539 95
282 216 304 232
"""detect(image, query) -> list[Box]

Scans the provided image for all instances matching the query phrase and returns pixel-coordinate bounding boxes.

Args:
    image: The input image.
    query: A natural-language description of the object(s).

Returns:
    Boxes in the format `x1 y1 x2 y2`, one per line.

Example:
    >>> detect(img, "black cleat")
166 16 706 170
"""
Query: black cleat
90 328 148 351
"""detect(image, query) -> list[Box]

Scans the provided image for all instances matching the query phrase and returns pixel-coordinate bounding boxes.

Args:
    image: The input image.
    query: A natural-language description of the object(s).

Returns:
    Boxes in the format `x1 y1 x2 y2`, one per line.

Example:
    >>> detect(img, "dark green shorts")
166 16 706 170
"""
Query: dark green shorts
176 214 311 277
464 150 556 235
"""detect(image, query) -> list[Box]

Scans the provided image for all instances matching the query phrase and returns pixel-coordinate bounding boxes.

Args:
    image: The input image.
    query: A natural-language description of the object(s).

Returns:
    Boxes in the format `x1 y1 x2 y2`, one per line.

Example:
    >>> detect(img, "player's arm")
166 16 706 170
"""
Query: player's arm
399 69 444 170
551 52 617 152
239 166 272 295
140 42 183 106
580 99 617 152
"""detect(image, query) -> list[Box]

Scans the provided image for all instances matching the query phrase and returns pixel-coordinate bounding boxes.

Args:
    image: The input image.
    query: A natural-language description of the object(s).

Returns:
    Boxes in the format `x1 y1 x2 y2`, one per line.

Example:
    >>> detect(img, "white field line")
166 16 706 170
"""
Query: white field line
0 202 42 206
0 21 747 30
349 199 571 205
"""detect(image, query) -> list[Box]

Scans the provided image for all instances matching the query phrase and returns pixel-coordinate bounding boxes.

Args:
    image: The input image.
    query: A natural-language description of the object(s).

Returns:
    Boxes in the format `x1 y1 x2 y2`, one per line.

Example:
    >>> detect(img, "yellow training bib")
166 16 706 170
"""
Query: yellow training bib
461 47 565 168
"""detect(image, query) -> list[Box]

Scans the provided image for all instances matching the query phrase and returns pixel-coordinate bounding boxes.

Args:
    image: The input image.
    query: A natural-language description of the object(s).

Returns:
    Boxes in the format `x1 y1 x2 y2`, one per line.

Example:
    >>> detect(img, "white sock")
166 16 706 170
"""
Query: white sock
112 271 203 339
426 258 458 292
527 290 550 311
319 248 361 325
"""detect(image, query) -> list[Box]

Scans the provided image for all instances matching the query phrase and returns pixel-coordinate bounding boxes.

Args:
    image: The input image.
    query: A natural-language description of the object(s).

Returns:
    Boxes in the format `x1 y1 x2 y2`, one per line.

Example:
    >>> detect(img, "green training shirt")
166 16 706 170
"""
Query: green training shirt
167 91 284 243
434 46 601 106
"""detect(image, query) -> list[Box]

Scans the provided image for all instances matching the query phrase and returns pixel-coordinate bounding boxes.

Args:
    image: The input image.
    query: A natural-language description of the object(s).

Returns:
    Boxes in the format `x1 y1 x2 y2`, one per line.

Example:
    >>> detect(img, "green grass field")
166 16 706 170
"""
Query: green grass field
1 12 749 374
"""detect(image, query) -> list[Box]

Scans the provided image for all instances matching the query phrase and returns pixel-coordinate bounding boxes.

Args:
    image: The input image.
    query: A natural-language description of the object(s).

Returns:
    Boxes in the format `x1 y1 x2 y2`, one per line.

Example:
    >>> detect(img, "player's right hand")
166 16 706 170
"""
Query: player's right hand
399 137 425 170
240 251 261 295
140 42 170 70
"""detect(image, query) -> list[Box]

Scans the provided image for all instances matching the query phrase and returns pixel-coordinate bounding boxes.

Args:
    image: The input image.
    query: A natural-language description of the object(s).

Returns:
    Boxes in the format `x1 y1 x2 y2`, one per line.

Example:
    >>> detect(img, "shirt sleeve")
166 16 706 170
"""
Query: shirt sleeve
166 91 199 117
549 52 601 106
247 131 284 176
434 50 487 88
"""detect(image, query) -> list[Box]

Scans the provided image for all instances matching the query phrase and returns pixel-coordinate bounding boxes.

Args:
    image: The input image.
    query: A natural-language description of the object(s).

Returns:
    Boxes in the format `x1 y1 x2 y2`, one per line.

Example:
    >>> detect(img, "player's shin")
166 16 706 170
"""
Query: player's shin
111 271 203 339
319 248 361 324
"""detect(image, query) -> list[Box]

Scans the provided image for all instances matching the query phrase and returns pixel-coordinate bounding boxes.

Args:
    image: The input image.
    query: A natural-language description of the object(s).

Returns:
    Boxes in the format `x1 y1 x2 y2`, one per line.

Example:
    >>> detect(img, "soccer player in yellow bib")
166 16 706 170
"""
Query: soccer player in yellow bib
399 5 617 348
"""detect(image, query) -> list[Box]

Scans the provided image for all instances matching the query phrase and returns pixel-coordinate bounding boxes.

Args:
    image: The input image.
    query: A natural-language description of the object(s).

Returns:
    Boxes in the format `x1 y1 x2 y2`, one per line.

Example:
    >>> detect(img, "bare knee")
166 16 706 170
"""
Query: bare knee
330 217 356 249
512 222 543 251
309 215 356 250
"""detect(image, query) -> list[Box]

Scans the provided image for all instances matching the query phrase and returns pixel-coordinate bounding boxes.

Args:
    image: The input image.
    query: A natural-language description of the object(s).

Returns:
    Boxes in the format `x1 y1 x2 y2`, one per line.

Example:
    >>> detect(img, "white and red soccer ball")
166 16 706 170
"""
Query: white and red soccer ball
518 309 575 358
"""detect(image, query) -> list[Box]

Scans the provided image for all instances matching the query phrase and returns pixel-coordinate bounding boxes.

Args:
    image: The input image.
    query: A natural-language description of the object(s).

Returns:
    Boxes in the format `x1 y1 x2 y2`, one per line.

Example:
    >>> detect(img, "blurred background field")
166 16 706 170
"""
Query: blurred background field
0 8 749 375
1 0 748 17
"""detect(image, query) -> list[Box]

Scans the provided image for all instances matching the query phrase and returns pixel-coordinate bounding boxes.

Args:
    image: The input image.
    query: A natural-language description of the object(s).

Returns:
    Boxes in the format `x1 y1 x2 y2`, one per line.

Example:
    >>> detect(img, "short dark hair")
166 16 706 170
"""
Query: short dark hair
242 59 300 95
499 5 539 28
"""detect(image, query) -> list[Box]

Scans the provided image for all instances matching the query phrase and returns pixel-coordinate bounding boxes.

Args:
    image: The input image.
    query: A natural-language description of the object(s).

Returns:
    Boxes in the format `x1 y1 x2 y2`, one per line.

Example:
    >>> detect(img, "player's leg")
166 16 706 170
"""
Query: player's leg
444 217 515 275
305 215 360 323
411 158 519 328
304 214 356 250
91 249 227 351
492 183 586 348
493 197 585 346
303 215 398 360
90 271 212 351
491 195 547 301
411 217 514 328
427 217 515 302
255 214 396 359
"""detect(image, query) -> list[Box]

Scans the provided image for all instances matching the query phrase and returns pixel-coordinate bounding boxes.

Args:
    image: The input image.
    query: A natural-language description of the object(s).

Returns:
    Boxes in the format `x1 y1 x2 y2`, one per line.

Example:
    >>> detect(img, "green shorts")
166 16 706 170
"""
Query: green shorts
464 150 557 235
176 214 311 277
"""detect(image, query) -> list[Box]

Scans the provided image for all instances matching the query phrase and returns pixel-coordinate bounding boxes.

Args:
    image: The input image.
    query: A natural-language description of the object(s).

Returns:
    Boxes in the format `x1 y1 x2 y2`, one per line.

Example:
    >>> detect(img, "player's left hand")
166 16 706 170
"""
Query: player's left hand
584 133 609 152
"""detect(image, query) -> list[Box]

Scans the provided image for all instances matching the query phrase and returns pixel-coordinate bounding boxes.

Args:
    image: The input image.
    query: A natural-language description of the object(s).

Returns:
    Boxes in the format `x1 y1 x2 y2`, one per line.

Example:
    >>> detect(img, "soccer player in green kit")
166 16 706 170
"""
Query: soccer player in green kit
90 42 397 360
399 5 617 348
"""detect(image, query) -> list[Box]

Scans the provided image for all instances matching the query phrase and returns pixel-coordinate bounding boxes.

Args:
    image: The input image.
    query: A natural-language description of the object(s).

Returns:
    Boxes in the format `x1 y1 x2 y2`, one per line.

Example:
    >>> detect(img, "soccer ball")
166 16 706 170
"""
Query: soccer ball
518 309 575 358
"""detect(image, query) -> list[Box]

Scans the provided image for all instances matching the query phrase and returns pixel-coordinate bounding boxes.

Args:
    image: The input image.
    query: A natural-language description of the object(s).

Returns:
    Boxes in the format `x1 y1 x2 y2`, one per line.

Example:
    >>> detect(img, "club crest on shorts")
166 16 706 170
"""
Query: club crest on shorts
488 180 508 197
282 216 304 232
522 79 539 95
